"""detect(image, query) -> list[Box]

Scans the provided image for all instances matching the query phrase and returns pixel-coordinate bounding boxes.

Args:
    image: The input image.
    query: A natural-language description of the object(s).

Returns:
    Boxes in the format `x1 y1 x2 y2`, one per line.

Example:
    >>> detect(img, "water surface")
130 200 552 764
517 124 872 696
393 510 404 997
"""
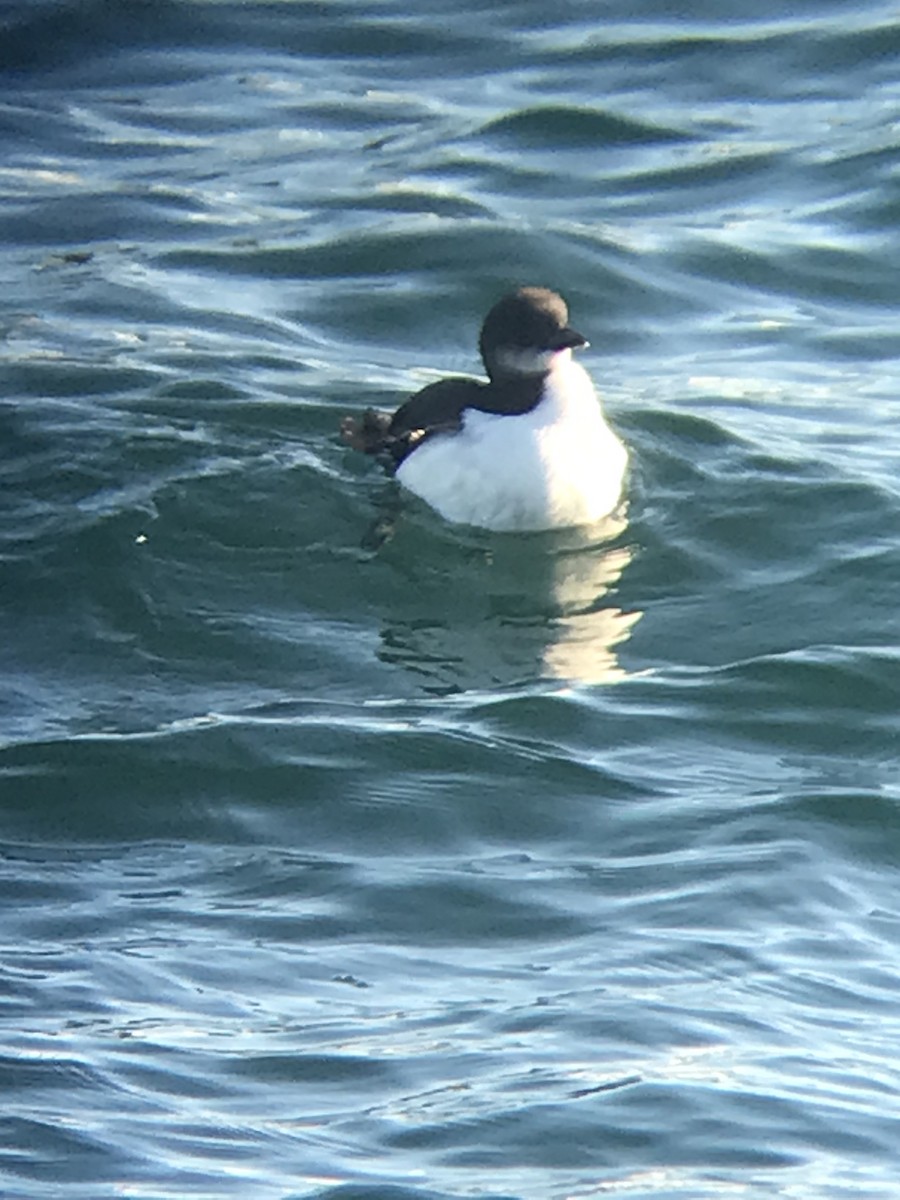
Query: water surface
2 1 900 1197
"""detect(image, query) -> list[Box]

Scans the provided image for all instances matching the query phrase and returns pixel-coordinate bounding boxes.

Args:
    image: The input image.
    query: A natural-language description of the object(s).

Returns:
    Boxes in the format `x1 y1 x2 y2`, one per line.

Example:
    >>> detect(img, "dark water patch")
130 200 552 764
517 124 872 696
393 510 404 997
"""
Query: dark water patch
299 1189 497 1200
669 234 900 308
161 224 707 350
386 1079 804 1169
161 223 551 283
565 29 815 106
153 378 251 404
809 325 900 362
810 141 899 189
631 406 750 452
618 646 900 759
800 17 900 75
566 7 896 84
0 0 519 85
0 692 653 849
259 13 499 65
688 476 892 569
0 1115 128 1186
0 1052 105 1096
4 360 155 399
785 790 900 867
346 874 588 946
0 1 189 74
225 1051 393 1089
607 147 786 202
479 105 690 148
315 187 492 220
2 192 209 247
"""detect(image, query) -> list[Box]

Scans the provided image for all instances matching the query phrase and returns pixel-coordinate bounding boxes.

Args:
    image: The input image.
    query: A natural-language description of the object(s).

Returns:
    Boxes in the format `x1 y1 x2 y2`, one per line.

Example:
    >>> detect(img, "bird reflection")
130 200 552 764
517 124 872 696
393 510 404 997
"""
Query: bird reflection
375 510 642 693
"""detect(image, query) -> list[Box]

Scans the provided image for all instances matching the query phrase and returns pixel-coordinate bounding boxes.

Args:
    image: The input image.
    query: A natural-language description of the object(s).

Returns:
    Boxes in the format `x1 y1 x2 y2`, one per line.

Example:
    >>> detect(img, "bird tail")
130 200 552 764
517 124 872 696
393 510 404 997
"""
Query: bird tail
339 408 393 455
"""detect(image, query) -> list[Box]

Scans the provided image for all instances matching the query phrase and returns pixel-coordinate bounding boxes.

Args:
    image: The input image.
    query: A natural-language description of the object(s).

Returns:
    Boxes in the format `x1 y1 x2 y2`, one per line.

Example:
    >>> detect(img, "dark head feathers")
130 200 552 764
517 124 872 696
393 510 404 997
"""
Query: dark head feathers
479 287 586 380
340 287 585 465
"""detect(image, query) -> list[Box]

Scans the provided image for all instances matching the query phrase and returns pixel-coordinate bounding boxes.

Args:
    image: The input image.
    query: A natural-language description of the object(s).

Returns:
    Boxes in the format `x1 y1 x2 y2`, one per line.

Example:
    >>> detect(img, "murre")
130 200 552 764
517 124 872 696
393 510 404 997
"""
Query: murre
340 286 627 532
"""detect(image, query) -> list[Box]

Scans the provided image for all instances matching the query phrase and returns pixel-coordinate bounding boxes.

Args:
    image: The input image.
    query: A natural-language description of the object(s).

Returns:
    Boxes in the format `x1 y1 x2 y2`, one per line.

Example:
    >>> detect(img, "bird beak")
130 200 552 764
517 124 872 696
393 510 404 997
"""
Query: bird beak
553 327 589 351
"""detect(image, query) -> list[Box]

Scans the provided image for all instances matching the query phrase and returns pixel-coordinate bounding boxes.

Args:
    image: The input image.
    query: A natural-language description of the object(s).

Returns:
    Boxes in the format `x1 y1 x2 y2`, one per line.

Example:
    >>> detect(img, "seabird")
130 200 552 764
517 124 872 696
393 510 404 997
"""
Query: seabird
340 286 627 531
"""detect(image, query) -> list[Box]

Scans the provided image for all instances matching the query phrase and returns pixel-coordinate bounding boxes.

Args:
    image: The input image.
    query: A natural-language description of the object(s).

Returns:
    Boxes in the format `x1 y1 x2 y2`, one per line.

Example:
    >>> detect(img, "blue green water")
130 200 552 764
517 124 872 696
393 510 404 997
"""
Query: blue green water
2 2 900 1197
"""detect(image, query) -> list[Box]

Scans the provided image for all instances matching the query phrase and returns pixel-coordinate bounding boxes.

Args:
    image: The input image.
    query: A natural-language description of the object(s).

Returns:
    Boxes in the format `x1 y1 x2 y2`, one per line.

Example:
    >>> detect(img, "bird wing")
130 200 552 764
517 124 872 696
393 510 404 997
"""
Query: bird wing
341 377 485 468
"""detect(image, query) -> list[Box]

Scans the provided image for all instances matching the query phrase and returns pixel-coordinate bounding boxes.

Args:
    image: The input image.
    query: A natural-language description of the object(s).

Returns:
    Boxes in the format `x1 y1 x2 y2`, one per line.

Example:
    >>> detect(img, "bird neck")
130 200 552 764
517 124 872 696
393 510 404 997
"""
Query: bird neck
473 371 547 416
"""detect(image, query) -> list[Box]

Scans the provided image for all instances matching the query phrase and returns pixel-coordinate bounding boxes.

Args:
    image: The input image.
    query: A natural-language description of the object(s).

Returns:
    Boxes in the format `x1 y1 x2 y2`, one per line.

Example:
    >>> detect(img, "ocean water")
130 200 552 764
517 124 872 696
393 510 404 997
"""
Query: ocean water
2 1 900 1197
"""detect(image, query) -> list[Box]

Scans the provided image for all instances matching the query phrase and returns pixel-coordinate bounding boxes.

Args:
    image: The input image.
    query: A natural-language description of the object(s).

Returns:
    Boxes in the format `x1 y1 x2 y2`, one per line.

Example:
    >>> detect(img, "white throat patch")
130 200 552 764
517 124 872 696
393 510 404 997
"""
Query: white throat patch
492 345 572 377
